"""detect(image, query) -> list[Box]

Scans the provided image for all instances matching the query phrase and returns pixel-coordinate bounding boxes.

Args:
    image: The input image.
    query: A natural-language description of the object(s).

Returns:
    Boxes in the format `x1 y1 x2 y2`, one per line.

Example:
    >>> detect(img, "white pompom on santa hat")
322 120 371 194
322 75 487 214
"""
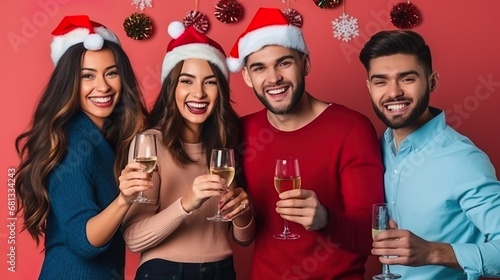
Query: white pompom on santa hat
226 7 309 73
50 15 120 65
161 21 228 83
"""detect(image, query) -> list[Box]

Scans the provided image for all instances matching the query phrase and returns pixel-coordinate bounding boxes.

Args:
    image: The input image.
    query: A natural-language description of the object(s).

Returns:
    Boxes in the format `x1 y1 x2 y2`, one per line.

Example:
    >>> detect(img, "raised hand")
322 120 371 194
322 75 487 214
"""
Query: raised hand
118 162 153 204
219 187 251 221
276 189 329 231
372 224 458 268
181 174 226 213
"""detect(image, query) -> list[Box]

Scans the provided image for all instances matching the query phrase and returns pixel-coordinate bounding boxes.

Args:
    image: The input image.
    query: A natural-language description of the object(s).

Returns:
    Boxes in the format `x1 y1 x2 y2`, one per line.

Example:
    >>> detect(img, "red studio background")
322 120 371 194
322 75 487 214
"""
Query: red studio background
1 1 499 279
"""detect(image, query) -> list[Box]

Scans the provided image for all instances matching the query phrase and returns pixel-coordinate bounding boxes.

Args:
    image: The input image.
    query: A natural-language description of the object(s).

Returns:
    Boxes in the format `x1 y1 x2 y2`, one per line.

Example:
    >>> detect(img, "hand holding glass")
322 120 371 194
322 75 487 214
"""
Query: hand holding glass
372 203 401 279
273 158 301 240
132 133 157 203
207 148 235 222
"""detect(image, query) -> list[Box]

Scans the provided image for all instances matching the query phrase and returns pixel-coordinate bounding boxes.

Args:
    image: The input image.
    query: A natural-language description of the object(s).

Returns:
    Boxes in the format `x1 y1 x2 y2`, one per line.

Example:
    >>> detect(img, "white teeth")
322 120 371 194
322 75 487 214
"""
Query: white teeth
387 104 406 111
267 88 286 95
186 102 208 109
89 96 112 103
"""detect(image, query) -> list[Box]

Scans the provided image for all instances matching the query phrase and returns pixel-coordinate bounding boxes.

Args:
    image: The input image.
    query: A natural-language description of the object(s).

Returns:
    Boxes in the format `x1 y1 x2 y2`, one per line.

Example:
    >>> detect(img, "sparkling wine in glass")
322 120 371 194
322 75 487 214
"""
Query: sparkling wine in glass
273 158 301 240
132 133 157 203
372 203 401 279
207 148 235 222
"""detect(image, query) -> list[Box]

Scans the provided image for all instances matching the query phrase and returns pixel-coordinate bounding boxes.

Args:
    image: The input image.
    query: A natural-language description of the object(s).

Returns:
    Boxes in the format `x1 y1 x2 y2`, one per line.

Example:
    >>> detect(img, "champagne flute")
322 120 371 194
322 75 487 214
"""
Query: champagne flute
132 133 157 203
372 203 401 279
273 158 301 240
207 148 235 222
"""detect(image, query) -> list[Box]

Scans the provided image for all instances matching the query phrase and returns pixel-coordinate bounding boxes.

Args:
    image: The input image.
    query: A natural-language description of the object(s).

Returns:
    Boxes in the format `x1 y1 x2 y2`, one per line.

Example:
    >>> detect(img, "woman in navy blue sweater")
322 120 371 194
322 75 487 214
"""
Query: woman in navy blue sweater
14 15 150 279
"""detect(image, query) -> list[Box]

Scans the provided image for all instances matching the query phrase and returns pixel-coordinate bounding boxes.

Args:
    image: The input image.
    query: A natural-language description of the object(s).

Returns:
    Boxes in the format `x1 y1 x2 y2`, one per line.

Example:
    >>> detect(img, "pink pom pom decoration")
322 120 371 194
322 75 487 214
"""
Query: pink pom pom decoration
183 10 210 34
282 8 303 27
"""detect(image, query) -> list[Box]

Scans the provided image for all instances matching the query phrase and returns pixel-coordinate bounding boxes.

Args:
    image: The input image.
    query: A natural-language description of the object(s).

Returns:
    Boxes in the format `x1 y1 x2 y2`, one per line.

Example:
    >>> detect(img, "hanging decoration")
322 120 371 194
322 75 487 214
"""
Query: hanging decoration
313 0 342 9
390 1 422 29
281 0 303 27
124 0 154 40
332 0 359 42
184 0 210 33
131 0 152 10
124 13 153 40
214 0 244 24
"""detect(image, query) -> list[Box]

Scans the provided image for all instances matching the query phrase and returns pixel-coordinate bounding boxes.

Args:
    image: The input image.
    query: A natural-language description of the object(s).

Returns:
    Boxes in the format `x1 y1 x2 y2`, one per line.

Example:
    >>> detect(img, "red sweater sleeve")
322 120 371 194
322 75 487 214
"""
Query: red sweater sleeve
322 115 384 254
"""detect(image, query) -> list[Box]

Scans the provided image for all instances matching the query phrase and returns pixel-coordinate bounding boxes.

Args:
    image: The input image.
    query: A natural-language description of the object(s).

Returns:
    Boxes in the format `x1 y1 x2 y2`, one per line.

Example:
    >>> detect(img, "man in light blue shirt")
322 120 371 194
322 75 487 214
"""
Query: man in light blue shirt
359 30 500 280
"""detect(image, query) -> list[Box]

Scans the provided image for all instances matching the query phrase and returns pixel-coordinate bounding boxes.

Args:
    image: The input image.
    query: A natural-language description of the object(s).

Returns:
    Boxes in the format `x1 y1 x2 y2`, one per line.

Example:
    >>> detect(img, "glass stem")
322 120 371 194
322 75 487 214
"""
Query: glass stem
382 262 391 275
282 219 291 235
216 198 223 216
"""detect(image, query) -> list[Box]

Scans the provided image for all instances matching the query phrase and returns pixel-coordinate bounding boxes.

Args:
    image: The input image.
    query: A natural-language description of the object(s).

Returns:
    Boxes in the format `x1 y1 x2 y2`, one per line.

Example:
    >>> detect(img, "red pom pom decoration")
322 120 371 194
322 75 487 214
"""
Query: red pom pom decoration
183 10 210 33
214 0 244 24
390 2 422 29
282 8 303 27
313 0 342 9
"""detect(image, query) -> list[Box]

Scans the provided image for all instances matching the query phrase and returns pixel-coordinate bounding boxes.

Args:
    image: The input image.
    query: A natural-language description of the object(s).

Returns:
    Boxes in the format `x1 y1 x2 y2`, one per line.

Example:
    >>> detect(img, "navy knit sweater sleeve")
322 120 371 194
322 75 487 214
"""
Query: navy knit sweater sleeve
40 113 125 279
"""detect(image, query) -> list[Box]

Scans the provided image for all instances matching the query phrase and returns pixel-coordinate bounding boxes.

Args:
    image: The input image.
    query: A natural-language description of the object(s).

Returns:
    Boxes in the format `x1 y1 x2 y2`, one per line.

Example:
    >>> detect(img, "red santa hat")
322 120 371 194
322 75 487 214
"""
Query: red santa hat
50 15 120 65
226 7 308 73
161 21 228 83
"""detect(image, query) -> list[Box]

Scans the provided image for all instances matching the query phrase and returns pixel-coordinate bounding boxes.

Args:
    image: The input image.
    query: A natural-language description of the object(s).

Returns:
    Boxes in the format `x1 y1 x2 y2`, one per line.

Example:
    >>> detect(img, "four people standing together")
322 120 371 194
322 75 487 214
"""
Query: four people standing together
14 6 500 280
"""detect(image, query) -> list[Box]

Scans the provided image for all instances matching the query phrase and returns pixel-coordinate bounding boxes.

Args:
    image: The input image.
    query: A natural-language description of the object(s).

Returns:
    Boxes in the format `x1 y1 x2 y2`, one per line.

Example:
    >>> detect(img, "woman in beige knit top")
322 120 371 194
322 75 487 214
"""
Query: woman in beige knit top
122 22 255 280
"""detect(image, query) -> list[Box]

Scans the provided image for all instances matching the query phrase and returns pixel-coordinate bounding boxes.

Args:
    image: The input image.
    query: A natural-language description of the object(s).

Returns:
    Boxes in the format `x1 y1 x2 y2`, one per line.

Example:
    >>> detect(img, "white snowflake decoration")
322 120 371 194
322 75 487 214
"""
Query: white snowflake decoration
132 0 153 11
332 12 359 42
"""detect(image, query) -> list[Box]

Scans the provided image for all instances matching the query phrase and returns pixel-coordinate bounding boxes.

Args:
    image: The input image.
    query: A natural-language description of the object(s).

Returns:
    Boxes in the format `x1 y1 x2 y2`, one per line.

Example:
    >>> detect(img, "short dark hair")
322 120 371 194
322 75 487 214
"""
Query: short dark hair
359 30 433 75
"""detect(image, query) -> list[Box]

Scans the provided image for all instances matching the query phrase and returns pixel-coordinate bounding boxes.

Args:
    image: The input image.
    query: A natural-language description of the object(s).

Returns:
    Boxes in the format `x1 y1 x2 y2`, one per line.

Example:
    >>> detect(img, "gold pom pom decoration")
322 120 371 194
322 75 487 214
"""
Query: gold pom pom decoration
124 13 153 40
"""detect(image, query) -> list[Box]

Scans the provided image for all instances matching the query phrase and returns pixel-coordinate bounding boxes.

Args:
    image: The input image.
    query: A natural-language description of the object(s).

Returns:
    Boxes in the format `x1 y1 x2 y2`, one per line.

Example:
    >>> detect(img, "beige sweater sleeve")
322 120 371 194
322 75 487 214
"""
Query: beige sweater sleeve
122 133 237 263
232 214 256 244
123 197 191 253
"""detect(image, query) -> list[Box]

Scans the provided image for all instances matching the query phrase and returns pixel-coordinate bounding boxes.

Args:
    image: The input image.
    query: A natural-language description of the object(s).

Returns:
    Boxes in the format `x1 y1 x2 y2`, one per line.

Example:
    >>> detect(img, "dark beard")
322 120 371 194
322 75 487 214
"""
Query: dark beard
254 79 305 115
373 86 430 129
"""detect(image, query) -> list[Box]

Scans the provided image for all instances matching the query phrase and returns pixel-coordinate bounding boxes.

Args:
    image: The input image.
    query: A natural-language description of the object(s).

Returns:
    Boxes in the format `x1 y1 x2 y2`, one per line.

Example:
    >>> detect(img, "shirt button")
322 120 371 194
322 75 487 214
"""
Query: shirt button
393 169 399 174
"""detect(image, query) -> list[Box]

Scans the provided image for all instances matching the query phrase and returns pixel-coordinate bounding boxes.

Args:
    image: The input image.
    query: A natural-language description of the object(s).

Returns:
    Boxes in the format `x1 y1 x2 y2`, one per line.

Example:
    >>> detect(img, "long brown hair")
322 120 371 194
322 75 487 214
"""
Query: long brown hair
147 60 240 166
15 41 148 244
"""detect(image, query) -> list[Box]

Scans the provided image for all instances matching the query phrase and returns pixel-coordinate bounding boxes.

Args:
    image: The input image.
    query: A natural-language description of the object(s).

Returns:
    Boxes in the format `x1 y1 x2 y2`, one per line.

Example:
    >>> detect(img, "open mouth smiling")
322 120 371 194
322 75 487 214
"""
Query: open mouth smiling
186 102 208 109
266 86 288 95
89 96 112 103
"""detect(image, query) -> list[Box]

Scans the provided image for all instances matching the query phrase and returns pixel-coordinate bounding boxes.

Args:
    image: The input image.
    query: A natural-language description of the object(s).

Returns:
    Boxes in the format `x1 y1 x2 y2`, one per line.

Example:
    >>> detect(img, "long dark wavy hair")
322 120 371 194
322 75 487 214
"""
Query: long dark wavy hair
147 60 240 166
15 41 148 245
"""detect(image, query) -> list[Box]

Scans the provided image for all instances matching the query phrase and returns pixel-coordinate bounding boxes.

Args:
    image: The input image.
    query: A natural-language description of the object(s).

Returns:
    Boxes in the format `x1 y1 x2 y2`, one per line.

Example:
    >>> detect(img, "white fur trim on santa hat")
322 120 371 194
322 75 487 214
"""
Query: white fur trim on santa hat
161 43 228 83
50 26 120 65
227 24 308 73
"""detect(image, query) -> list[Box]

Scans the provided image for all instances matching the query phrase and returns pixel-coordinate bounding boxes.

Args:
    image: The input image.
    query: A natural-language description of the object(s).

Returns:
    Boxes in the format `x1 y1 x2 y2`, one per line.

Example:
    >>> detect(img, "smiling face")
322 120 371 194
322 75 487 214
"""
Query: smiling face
175 58 218 132
79 48 121 129
242 45 310 115
366 53 437 131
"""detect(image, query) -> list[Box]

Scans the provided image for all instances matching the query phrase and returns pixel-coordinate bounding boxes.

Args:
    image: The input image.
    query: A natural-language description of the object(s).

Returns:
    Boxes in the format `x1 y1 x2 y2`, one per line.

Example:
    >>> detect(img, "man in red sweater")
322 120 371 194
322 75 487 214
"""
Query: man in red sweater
227 7 385 279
